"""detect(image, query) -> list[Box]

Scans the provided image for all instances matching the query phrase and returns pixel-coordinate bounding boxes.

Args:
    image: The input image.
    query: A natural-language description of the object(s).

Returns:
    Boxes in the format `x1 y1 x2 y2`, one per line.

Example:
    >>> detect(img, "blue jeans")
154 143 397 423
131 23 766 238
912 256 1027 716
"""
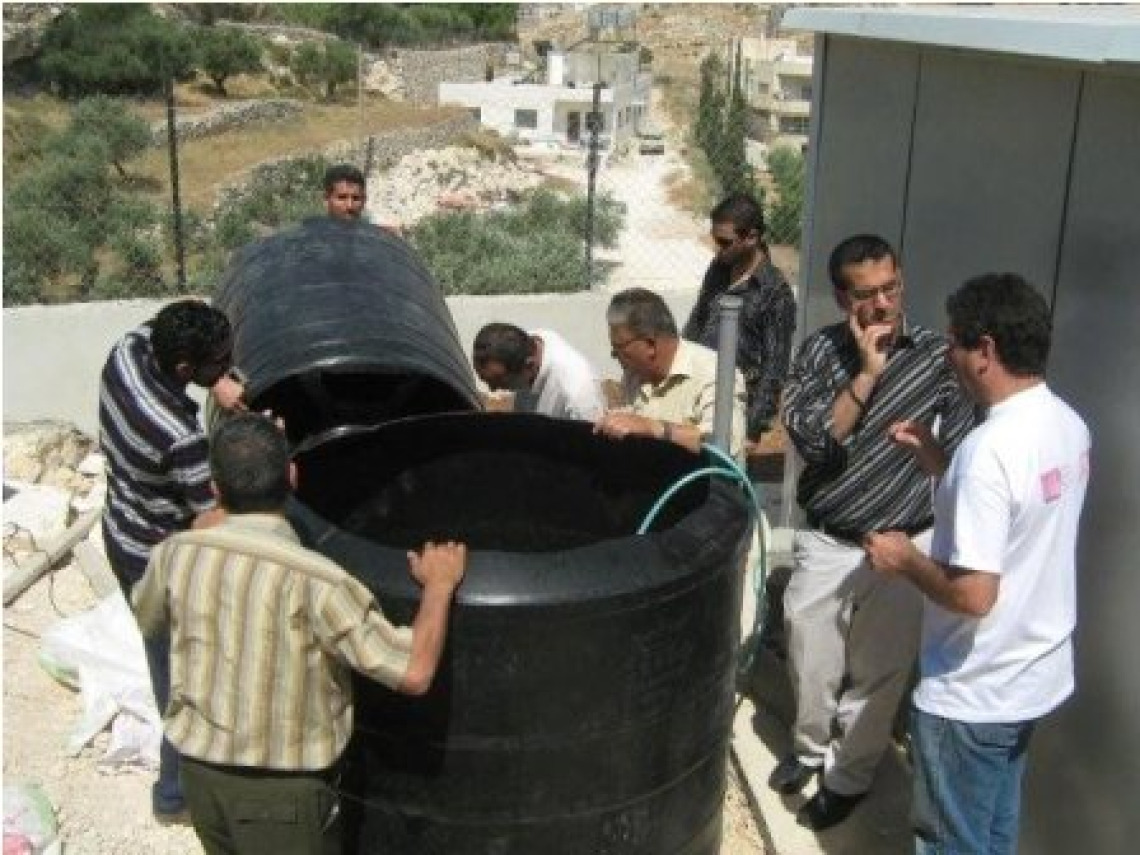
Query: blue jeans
142 632 185 814
910 706 1035 855
105 531 184 814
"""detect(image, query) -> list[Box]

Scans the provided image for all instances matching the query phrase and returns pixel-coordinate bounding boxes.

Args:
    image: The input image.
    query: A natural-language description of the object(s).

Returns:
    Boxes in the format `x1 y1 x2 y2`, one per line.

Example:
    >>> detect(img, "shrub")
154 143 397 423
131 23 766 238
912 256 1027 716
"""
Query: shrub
39 5 195 97
410 189 626 295
765 145 804 246
49 97 152 178
196 26 264 96
211 155 329 250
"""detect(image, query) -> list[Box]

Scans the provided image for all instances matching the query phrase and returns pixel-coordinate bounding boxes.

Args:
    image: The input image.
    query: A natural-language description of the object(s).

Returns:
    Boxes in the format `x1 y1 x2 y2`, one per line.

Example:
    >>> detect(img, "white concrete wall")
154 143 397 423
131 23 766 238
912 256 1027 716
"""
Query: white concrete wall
2 290 699 438
440 81 601 142
438 78 646 147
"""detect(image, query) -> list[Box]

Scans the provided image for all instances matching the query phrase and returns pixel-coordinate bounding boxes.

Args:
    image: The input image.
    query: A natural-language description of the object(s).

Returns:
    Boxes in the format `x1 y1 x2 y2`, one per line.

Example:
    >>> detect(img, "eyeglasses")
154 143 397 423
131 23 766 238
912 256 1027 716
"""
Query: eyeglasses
610 336 648 355
848 278 904 302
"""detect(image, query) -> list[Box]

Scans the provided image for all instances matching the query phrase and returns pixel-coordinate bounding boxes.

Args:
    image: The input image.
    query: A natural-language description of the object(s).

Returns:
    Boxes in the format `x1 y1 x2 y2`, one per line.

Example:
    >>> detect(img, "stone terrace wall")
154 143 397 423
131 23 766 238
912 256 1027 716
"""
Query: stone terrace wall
213 112 480 207
217 21 334 44
148 98 303 145
397 44 511 103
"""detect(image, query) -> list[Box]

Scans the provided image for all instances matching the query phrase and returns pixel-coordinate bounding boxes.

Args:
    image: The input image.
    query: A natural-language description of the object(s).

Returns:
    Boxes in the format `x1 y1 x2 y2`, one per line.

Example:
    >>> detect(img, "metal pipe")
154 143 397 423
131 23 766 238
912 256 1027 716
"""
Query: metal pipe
712 294 743 452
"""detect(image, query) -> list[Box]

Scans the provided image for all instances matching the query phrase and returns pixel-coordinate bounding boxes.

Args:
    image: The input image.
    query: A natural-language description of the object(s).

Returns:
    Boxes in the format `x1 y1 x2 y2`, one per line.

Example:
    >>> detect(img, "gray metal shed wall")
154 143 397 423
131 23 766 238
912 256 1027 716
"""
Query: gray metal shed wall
800 34 1140 852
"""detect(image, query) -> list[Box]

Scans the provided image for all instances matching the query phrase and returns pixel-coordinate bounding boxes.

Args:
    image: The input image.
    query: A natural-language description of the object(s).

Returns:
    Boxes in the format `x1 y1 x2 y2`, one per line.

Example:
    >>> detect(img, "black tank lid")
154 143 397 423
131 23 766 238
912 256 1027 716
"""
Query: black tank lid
213 216 480 447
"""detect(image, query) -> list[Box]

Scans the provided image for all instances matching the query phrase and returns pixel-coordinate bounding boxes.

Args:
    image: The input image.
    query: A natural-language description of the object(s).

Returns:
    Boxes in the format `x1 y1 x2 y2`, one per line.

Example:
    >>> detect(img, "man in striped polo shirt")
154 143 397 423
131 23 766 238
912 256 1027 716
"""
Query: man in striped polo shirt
774 235 975 830
99 299 234 821
133 414 467 855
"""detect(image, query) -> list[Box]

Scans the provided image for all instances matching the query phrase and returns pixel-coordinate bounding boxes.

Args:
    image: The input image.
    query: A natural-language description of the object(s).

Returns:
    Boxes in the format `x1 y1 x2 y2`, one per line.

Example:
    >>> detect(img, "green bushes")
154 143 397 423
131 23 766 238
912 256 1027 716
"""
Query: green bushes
410 189 626 295
3 124 628 304
2 97 181 304
196 26 264 96
39 5 196 97
211 156 329 252
766 146 805 247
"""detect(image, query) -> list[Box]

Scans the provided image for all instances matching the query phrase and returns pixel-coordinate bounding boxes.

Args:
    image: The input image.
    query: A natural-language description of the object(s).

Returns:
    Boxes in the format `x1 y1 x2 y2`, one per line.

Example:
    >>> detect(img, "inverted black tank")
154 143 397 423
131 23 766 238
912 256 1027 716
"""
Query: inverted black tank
213 216 480 446
215 219 752 855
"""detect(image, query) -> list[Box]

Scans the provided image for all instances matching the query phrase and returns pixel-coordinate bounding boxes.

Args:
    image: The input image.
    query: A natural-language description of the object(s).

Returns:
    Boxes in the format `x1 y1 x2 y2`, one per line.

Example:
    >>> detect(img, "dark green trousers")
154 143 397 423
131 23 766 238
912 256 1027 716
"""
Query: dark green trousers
180 755 342 855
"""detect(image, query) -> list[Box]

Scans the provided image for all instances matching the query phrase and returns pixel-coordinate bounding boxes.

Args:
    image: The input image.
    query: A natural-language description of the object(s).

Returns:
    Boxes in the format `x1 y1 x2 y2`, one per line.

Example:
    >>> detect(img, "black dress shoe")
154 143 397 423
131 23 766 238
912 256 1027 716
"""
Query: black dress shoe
767 754 818 795
796 785 866 831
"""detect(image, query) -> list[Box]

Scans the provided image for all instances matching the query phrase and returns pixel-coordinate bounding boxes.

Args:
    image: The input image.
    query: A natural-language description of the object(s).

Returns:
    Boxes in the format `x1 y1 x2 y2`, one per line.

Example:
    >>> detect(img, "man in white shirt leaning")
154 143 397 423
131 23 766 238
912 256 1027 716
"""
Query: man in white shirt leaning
472 323 604 421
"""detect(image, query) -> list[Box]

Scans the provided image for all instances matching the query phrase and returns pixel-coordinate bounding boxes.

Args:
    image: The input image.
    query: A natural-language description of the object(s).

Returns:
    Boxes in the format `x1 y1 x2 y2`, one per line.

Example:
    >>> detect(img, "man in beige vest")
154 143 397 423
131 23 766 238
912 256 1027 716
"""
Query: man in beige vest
133 413 466 855
594 287 746 459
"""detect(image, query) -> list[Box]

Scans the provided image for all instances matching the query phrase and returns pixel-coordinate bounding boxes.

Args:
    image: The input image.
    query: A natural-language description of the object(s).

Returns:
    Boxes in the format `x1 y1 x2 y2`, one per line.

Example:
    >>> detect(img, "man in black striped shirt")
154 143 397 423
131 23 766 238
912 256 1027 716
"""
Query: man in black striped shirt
99 299 233 822
773 235 975 830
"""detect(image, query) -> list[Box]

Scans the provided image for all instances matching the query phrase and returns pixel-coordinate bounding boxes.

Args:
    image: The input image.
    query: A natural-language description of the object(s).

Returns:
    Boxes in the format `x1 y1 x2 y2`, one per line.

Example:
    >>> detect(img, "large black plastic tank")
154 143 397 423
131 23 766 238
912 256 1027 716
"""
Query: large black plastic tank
214 219 753 855
213 216 480 446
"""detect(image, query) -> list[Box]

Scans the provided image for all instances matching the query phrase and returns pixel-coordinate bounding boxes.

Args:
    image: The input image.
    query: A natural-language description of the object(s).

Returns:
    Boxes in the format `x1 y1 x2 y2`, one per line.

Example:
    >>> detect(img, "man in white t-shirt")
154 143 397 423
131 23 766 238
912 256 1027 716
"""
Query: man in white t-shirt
472 323 604 421
864 272 1090 855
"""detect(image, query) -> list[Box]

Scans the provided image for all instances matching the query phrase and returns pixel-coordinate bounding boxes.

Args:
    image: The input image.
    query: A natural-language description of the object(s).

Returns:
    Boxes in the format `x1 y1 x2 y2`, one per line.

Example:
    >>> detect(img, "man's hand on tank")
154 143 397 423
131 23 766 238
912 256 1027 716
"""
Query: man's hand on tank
593 411 654 440
212 374 248 413
259 410 287 433
407 541 467 592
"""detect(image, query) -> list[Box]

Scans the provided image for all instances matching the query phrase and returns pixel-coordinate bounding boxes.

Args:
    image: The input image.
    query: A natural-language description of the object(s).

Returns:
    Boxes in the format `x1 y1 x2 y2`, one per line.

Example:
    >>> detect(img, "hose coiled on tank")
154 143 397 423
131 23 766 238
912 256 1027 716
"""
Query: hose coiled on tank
637 443 770 696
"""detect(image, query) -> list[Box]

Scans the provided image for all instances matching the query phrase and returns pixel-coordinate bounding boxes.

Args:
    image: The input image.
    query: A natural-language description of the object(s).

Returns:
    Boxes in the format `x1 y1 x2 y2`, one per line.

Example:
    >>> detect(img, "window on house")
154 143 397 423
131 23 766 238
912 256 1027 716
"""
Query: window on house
514 109 538 129
470 107 482 122
779 116 811 135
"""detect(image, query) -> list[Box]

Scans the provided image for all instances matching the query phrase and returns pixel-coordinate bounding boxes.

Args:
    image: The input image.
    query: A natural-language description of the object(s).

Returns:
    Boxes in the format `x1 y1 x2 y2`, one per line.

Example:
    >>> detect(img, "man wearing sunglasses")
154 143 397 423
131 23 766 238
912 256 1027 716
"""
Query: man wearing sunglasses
683 193 797 457
774 235 975 830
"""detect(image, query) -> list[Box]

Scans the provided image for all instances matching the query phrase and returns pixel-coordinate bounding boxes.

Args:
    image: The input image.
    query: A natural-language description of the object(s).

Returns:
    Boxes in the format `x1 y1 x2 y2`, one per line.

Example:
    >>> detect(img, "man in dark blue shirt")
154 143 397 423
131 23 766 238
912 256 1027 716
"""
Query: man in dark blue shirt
99 298 233 822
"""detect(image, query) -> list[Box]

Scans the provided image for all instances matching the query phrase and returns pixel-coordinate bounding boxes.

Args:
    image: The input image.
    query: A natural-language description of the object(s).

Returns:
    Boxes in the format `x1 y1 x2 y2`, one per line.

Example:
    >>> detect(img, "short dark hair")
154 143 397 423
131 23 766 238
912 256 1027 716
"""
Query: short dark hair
150 300 231 375
323 163 365 194
606 288 678 338
946 273 1052 377
828 234 898 290
710 192 766 239
209 414 291 514
472 323 533 373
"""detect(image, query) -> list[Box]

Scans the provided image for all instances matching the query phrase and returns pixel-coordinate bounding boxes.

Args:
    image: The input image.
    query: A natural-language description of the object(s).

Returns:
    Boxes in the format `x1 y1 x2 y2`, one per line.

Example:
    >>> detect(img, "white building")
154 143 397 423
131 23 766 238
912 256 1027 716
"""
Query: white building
439 43 652 150
738 35 814 153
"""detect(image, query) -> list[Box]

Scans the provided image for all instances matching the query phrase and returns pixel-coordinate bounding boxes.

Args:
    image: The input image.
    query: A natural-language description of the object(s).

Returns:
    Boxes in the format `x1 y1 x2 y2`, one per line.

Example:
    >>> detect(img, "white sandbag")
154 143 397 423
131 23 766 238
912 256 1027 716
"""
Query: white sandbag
38 591 161 770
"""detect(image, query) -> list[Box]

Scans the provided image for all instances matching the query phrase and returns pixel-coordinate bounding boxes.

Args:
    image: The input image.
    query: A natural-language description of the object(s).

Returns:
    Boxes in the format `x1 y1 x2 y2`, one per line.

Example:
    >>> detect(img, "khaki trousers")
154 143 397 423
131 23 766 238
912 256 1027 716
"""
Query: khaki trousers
180 755 342 855
784 528 928 795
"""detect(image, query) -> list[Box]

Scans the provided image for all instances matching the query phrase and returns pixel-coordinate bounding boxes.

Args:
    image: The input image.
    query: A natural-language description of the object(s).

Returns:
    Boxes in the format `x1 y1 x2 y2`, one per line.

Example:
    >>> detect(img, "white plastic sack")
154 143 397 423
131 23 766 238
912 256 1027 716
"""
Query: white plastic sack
38 591 162 771
2 782 61 855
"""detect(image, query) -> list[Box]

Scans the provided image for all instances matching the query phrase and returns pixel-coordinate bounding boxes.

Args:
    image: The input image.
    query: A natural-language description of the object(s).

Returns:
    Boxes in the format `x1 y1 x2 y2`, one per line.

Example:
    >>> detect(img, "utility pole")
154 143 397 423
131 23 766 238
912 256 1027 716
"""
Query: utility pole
584 82 603 290
357 41 365 155
165 65 186 290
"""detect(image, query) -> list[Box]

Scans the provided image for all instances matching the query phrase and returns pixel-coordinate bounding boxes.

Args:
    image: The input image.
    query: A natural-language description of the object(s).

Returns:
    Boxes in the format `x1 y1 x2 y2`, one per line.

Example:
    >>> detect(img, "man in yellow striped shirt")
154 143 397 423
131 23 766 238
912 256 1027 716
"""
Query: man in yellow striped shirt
133 413 466 855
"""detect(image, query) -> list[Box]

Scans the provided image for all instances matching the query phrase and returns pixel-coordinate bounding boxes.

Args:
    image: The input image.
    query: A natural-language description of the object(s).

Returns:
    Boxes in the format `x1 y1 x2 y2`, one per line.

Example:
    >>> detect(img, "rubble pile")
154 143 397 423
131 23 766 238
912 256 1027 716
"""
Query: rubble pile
369 144 546 227
3 422 102 581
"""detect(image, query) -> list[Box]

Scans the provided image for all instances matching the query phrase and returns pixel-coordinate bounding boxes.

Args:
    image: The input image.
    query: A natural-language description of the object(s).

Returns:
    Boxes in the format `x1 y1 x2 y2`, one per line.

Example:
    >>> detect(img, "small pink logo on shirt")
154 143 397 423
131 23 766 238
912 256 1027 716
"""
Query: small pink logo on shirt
1040 468 1063 502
